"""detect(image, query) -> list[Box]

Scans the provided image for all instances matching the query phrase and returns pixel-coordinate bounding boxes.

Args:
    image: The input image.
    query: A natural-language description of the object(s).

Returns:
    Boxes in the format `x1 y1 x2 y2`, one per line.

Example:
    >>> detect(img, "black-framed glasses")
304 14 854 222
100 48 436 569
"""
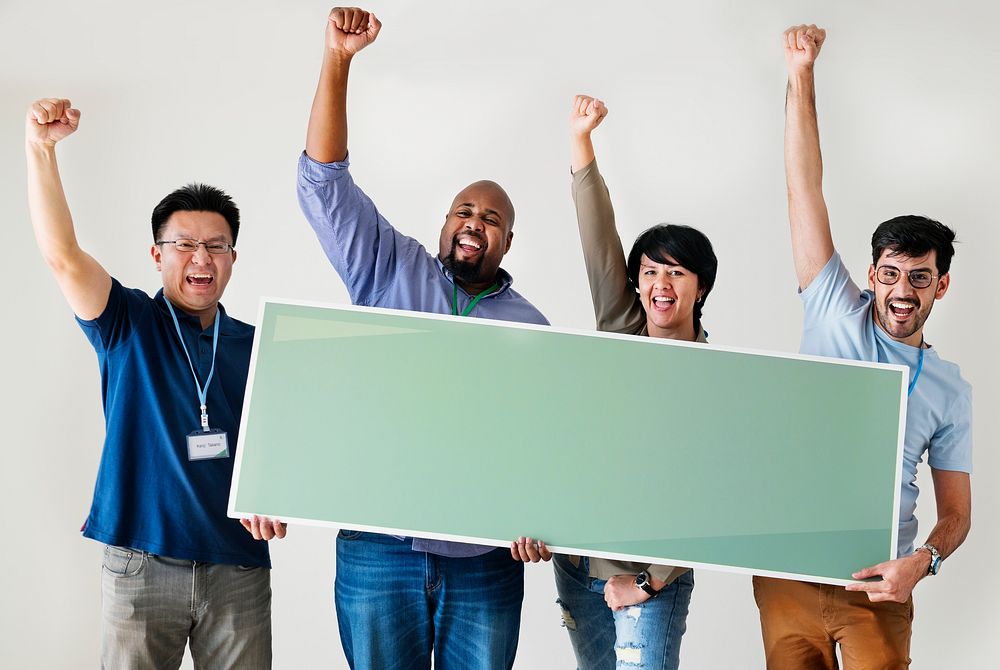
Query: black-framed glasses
875 265 938 289
156 239 234 254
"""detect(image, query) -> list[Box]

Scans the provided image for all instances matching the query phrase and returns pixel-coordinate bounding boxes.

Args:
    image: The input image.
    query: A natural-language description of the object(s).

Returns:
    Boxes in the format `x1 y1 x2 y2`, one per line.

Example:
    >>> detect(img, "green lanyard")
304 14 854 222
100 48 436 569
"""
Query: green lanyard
452 281 499 317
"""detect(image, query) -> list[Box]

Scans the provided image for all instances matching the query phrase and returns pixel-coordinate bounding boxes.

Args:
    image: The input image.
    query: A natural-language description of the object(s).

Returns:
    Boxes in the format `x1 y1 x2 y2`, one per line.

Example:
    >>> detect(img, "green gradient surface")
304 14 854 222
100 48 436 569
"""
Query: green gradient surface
232 302 905 583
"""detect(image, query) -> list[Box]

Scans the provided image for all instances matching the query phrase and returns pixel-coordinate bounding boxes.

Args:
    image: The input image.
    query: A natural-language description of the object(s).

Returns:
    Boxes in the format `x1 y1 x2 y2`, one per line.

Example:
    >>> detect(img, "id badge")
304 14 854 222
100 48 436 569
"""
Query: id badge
187 429 229 461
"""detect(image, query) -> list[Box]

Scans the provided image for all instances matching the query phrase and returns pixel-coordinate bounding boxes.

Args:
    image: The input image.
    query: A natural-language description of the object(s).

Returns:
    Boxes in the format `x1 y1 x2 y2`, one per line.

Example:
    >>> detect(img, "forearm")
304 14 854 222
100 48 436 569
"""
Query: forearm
785 71 823 196
924 512 970 561
26 140 111 318
572 162 645 334
306 50 353 163
570 133 595 174
785 68 834 287
26 142 83 269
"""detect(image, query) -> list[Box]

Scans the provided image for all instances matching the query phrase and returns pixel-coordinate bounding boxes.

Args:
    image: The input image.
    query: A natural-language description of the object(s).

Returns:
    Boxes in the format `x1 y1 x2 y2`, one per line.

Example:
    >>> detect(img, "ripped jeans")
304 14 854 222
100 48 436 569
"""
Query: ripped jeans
553 554 694 670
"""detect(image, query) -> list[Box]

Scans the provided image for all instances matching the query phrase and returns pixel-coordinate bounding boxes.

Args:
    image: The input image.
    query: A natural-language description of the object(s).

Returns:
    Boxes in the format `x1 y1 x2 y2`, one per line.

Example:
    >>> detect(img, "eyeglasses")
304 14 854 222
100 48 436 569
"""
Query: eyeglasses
875 265 938 289
156 239 234 254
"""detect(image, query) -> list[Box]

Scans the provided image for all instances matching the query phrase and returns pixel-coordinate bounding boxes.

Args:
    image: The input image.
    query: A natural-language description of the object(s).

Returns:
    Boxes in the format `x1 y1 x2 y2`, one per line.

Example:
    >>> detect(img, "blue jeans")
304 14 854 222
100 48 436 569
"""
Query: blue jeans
335 531 524 670
553 554 694 670
101 545 271 669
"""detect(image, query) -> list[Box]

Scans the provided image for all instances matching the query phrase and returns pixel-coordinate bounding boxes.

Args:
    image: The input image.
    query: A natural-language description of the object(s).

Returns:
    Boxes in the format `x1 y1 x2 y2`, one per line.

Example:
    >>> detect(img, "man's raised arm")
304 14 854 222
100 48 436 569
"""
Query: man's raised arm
26 98 111 320
784 24 834 291
306 7 381 163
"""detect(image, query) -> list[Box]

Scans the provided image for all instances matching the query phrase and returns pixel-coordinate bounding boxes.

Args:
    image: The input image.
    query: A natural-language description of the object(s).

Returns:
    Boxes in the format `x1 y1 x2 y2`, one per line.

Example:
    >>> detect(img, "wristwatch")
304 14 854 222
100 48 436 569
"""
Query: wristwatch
918 543 942 575
634 571 662 598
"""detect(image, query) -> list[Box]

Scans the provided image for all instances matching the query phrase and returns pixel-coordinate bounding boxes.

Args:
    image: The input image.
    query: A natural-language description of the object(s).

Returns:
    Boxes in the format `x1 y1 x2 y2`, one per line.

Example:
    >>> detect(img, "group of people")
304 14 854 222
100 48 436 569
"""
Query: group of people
27 7 972 670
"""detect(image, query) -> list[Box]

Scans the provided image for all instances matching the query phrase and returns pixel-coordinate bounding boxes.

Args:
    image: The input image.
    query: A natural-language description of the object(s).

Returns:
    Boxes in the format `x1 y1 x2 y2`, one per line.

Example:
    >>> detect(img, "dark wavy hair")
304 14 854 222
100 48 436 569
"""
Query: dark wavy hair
626 224 718 334
151 183 241 245
871 215 955 274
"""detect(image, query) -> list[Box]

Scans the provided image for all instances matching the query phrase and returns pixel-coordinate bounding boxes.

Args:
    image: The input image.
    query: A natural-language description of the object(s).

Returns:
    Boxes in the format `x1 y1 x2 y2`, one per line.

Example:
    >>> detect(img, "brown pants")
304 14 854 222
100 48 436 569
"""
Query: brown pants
752 576 913 670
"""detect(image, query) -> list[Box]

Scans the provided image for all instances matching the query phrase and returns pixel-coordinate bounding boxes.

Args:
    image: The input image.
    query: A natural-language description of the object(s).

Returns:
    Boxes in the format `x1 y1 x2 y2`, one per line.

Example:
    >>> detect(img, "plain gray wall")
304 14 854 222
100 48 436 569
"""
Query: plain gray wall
1 0 996 667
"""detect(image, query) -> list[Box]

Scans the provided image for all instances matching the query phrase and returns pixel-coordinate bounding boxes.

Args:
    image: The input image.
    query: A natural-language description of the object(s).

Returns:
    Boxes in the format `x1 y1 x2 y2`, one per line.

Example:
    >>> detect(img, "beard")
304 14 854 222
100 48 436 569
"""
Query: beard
441 236 487 283
874 296 933 341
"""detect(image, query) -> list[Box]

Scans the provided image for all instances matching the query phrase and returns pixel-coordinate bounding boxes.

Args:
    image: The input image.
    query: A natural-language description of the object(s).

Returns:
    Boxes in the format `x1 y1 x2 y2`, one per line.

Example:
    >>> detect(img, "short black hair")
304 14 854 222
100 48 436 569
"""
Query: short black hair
151 183 241 245
626 224 719 333
871 215 955 275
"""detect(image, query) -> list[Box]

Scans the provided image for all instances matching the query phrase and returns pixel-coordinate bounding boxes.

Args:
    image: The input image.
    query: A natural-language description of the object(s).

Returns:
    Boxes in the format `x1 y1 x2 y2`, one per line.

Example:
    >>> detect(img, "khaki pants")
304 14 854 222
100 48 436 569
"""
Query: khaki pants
752 576 913 670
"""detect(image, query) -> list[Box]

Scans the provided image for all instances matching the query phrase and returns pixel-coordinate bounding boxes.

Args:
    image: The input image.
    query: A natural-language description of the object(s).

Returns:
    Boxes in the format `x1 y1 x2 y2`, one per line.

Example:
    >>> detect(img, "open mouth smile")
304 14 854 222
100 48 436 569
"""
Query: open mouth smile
187 273 215 287
651 295 676 311
888 299 917 320
456 234 485 255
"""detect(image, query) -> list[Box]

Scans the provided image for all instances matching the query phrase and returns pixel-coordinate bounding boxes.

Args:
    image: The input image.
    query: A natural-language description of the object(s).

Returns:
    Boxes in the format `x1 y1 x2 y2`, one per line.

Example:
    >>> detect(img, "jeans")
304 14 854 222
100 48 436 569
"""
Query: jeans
753 576 913 670
100 544 271 669
335 531 524 670
554 554 694 670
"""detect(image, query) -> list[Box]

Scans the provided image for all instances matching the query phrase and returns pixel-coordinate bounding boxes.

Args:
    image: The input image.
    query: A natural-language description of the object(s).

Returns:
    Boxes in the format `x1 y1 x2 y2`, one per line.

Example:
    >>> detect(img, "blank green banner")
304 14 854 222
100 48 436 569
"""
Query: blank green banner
230 301 906 584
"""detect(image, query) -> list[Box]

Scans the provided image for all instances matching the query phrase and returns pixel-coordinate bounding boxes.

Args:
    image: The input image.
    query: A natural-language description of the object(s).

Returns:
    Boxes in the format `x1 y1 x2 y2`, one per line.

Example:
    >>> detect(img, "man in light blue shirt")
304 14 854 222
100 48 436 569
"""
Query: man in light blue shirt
752 25 973 669
295 8 548 670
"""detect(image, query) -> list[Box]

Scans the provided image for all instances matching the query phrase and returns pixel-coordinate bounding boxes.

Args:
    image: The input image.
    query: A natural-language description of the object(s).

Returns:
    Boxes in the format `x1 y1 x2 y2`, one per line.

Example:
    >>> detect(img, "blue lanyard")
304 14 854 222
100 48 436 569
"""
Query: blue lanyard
908 342 924 397
165 300 220 431
873 316 923 396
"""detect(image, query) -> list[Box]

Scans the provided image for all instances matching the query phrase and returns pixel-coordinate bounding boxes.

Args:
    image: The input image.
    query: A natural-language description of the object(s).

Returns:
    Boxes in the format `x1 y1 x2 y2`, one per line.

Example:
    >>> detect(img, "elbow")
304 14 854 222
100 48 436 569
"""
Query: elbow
40 245 84 278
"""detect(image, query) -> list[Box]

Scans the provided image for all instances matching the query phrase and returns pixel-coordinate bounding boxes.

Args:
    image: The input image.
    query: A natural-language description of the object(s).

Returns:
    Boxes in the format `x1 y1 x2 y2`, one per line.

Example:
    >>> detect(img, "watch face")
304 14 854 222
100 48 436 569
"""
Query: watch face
635 572 647 586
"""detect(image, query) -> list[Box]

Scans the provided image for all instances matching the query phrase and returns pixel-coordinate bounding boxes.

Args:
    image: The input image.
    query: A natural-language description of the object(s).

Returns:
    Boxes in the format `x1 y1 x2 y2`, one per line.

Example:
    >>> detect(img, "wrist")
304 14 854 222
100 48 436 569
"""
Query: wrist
917 543 942 575
25 140 57 155
634 571 663 598
647 574 667 591
324 48 355 66
787 69 815 91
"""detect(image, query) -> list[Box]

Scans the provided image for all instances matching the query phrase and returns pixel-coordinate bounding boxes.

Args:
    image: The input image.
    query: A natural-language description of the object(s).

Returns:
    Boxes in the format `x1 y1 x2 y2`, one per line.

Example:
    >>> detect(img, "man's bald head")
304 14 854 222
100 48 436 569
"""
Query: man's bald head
450 180 515 228
439 180 516 292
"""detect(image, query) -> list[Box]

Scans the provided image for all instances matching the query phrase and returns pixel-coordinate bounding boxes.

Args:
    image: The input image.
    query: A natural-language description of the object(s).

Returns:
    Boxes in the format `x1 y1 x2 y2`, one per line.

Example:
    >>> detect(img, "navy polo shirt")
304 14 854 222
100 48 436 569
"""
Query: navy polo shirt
76 278 269 568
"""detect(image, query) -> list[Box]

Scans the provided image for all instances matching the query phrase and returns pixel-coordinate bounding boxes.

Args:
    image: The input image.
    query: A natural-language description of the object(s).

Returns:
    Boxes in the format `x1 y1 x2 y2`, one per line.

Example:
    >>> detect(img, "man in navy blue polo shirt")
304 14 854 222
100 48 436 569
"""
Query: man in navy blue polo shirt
26 98 286 669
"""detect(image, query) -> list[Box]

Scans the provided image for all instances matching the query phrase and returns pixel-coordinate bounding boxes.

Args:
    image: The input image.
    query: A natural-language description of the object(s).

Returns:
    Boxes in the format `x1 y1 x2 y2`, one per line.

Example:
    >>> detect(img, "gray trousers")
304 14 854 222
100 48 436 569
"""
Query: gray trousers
101 544 272 669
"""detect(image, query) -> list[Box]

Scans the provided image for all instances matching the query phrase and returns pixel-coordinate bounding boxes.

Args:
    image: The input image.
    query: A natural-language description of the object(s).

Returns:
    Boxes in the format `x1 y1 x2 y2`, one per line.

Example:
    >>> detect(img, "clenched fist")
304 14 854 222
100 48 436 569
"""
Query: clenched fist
783 24 826 74
570 94 608 138
326 7 381 56
26 98 80 146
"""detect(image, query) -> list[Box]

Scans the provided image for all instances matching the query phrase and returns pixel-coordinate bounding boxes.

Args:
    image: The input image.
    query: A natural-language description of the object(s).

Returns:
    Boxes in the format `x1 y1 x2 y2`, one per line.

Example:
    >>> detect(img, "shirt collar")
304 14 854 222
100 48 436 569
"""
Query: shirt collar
435 257 513 295
154 289 230 333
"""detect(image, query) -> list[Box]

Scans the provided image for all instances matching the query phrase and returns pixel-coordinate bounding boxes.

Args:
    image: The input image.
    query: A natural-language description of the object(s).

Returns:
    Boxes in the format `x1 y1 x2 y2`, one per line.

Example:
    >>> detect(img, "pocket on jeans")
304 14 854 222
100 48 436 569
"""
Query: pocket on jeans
337 529 363 541
102 545 146 577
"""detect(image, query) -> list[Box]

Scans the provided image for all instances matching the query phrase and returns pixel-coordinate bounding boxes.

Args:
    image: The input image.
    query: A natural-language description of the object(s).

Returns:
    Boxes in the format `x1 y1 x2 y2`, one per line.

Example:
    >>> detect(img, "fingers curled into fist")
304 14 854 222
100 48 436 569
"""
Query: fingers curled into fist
26 98 81 145
326 6 382 55
570 94 609 136
783 24 827 68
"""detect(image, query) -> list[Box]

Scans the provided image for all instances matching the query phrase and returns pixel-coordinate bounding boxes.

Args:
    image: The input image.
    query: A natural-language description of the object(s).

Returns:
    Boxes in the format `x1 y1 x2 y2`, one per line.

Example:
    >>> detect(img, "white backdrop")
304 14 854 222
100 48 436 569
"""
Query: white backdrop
1 1 996 667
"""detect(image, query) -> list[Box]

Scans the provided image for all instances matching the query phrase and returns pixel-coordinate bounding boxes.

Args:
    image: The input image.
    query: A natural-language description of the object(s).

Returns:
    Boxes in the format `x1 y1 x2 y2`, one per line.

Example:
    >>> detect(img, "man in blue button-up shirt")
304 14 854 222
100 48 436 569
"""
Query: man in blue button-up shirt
27 98 285 669
296 8 548 670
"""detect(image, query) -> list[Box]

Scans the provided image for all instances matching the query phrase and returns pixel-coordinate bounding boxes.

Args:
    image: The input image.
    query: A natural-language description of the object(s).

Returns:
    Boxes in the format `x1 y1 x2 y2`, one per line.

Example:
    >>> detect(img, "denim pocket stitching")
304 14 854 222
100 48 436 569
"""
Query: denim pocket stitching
337 530 363 541
102 545 147 578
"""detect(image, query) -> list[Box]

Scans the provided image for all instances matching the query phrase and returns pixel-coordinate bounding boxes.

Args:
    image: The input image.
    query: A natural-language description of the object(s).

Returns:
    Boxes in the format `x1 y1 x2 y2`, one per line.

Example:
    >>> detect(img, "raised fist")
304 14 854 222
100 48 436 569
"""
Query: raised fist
26 98 80 146
783 24 826 74
570 95 608 137
326 7 381 55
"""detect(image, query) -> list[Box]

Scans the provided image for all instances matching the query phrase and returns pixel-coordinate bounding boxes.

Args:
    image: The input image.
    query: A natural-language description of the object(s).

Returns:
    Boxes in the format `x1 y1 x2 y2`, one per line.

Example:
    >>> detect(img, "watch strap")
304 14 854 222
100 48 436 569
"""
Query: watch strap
918 543 942 575
634 571 662 598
